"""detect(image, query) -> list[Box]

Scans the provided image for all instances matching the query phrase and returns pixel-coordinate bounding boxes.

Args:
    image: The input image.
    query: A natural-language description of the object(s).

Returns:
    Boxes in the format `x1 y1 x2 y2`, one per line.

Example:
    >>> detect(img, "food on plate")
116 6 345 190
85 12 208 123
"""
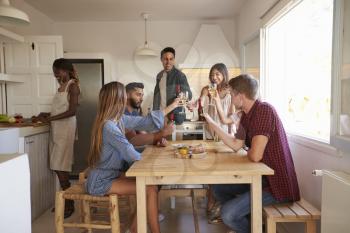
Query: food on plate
0 114 9 122
175 144 206 159
189 144 205 154
8 117 16 123
178 147 189 156
14 114 24 123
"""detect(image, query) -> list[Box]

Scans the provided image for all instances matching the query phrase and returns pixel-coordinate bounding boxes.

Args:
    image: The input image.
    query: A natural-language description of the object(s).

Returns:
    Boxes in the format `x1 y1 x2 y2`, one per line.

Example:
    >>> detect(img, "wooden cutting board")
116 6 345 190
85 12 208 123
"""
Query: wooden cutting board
0 121 48 128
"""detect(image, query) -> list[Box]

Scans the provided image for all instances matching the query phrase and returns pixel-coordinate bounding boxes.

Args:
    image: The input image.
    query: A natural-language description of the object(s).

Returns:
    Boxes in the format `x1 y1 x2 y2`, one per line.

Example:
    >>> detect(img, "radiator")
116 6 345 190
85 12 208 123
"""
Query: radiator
314 170 350 233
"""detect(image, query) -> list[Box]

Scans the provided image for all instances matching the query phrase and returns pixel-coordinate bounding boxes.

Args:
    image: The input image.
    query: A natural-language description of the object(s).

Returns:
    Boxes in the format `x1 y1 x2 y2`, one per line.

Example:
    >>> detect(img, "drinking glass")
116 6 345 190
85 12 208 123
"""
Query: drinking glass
208 83 217 106
178 91 188 115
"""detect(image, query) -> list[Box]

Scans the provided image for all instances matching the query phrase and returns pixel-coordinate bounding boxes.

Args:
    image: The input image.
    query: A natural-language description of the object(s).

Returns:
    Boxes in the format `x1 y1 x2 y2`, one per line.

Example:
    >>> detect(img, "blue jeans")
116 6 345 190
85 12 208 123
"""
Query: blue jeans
212 180 280 233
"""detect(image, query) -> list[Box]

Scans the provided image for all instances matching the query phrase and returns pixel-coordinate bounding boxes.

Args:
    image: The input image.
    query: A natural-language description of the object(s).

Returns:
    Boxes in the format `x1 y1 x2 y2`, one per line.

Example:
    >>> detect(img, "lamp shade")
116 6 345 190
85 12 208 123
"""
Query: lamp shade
135 13 157 57
136 46 157 56
0 0 30 25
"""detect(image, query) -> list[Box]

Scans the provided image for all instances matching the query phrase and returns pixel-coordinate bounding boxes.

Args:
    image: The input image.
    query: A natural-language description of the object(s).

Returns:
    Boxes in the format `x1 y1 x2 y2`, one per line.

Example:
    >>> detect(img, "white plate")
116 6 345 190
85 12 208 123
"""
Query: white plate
174 151 207 159
172 143 185 148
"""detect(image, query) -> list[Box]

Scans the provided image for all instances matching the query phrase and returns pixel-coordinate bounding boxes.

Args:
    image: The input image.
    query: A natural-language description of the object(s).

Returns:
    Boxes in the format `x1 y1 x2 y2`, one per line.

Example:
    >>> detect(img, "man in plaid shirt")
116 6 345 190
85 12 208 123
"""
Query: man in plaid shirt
204 74 300 233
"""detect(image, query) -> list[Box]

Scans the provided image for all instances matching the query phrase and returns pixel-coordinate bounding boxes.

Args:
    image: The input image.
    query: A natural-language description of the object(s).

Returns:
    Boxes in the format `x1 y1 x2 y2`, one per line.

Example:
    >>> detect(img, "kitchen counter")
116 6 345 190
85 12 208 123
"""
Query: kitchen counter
0 124 49 137
18 125 50 137
0 153 22 163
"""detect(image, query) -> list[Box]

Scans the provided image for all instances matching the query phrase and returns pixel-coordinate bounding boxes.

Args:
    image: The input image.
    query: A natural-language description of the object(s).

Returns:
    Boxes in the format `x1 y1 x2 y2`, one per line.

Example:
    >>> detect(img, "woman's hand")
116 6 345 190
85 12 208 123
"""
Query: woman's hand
210 90 221 103
37 112 50 118
38 116 50 123
203 113 214 124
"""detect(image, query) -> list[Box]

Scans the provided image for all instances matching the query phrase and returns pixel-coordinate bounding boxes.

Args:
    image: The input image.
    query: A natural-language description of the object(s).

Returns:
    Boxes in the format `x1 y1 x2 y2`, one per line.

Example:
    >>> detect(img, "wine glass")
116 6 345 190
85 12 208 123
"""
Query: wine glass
186 98 196 121
178 91 188 115
208 83 217 106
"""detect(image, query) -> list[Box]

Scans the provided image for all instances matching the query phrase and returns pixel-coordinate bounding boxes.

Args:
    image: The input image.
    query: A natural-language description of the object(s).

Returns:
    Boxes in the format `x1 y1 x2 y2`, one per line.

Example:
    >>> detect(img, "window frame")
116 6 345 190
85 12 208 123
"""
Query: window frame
330 0 350 153
260 0 348 153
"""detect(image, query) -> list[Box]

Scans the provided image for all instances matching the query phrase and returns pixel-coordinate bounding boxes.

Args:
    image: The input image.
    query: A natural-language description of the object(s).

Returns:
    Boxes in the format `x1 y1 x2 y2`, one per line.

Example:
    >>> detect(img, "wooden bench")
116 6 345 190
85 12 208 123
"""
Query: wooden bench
263 199 321 233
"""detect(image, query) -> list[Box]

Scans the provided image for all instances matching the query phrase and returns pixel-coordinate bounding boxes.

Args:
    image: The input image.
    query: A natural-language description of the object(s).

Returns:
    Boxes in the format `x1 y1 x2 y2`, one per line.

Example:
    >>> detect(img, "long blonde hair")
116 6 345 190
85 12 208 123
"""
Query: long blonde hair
88 81 126 168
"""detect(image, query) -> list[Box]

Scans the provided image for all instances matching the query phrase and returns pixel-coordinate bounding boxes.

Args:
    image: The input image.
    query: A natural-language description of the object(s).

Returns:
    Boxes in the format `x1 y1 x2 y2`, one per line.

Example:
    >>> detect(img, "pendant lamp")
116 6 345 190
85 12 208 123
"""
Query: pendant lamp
136 13 157 57
0 0 30 25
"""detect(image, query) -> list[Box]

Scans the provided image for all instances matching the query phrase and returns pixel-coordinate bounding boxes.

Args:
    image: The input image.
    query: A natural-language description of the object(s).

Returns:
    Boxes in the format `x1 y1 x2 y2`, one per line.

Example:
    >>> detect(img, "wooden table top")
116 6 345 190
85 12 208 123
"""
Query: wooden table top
126 140 274 177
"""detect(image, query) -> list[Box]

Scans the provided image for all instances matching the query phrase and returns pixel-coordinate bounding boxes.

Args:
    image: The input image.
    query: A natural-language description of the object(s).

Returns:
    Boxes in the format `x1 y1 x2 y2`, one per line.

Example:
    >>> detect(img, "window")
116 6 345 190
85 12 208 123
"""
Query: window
330 0 350 152
261 0 334 142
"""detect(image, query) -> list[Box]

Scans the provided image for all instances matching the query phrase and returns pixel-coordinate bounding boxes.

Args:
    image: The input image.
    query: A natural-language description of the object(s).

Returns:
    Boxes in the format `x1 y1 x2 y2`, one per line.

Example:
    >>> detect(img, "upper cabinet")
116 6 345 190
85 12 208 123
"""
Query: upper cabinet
0 27 25 83
4 36 63 117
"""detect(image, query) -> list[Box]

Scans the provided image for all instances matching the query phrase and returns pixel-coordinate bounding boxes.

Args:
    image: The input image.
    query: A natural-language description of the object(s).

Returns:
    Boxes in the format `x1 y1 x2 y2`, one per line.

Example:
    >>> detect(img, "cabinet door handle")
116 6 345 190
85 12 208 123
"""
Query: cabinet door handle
26 140 34 144
31 42 35 50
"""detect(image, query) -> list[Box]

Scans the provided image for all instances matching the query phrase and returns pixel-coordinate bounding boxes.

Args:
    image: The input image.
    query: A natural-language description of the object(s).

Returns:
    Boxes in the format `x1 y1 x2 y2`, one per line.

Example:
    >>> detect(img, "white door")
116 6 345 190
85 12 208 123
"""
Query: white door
5 36 63 117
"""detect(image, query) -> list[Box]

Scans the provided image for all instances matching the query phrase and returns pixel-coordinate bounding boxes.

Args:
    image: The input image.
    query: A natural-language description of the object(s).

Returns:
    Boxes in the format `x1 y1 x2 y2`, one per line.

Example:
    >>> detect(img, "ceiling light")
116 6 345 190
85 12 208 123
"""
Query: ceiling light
135 13 157 57
0 0 30 25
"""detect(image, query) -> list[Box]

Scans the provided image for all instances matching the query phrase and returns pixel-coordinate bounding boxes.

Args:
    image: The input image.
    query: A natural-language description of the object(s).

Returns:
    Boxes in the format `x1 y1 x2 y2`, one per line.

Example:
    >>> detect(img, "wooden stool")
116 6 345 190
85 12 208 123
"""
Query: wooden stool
263 198 321 233
77 168 136 218
55 183 120 233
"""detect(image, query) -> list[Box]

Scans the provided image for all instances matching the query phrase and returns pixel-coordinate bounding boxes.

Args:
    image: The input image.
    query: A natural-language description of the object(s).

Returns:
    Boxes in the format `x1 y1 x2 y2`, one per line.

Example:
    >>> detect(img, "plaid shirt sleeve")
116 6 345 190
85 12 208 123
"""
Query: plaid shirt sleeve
250 104 276 138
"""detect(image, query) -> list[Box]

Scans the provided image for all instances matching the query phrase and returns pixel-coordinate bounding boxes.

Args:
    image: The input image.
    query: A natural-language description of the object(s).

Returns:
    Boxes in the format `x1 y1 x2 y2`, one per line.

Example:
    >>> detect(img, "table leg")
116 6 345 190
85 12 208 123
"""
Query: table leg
136 177 147 233
251 175 262 233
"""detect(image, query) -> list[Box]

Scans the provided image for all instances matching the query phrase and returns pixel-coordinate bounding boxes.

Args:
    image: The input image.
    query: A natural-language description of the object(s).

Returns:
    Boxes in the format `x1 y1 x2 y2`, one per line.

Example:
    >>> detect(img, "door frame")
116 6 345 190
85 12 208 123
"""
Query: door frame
67 59 105 86
67 59 105 178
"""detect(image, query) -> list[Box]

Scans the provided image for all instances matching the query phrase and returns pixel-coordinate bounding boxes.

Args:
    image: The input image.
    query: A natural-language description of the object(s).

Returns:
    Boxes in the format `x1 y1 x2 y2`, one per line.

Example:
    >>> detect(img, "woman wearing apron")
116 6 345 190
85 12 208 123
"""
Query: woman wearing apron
37 58 80 218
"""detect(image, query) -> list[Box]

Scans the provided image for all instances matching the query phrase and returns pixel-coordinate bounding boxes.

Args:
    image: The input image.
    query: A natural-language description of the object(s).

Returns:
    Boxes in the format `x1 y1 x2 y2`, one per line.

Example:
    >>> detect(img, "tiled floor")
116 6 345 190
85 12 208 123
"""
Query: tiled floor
32 194 229 233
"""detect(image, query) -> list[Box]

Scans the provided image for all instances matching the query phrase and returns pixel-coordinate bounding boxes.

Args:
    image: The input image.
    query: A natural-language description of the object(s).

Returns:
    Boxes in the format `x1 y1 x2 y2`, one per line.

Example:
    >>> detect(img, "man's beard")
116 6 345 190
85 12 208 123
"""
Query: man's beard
130 99 141 109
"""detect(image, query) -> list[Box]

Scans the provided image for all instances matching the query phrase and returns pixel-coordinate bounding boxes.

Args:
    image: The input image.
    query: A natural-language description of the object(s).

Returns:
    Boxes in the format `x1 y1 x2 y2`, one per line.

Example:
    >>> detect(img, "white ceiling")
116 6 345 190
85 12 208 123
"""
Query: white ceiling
23 0 245 21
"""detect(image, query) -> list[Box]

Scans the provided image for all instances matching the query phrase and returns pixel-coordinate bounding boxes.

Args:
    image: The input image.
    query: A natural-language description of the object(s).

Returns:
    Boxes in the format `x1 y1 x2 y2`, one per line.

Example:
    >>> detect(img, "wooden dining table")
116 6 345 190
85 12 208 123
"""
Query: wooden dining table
126 140 274 233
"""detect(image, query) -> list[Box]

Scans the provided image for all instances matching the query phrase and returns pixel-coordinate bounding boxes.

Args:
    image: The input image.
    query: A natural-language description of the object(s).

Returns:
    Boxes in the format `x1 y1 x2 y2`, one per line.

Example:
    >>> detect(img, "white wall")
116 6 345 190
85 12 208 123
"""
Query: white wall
3 0 55 35
53 20 237 110
238 1 350 232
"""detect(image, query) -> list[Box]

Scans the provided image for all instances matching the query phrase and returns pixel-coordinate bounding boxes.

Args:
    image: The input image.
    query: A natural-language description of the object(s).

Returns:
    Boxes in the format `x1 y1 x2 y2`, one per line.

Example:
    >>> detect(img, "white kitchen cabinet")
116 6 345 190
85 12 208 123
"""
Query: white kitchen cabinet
4 36 63 117
0 154 31 233
24 132 55 221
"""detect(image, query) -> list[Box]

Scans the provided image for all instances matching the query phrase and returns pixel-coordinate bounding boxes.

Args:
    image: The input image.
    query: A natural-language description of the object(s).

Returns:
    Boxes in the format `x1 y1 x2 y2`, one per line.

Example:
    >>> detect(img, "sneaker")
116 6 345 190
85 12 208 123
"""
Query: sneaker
158 213 165 222
207 202 222 224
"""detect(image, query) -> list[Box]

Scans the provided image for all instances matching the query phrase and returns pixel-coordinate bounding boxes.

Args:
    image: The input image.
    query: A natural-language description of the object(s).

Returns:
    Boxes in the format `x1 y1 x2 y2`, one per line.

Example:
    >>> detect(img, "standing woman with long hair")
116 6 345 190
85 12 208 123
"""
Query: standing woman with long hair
37 58 80 218
199 63 235 221
200 63 234 137
87 81 178 233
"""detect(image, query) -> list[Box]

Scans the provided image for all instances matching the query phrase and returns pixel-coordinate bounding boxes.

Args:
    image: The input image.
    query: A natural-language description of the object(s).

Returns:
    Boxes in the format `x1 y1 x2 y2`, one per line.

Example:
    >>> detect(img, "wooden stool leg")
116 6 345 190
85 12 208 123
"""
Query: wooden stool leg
79 200 84 223
191 189 200 233
55 191 65 233
266 218 276 233
82 200 92 233
305 220 316 233
110 195 120 233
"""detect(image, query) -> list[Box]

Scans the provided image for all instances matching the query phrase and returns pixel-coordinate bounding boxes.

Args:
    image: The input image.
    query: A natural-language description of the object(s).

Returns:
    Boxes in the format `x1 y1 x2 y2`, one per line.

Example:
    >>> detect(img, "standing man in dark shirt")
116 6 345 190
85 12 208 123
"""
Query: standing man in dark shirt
153 47 192 124
204 74 300 233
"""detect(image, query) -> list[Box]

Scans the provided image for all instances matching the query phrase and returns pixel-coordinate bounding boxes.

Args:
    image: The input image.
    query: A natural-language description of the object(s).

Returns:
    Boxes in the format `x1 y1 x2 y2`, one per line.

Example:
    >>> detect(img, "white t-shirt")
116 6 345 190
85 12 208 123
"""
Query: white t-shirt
159 72 167 110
